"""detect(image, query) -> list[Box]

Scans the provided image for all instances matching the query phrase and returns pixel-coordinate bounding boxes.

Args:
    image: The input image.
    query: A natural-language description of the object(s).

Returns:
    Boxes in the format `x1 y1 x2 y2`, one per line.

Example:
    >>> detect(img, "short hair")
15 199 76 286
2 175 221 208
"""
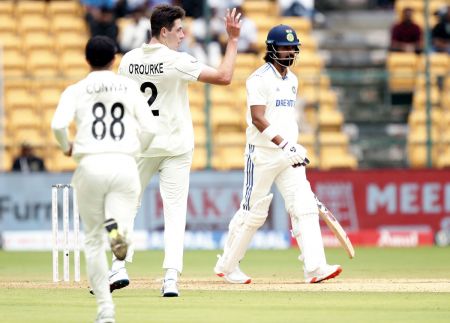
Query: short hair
150 4 185 38
85 36 117 68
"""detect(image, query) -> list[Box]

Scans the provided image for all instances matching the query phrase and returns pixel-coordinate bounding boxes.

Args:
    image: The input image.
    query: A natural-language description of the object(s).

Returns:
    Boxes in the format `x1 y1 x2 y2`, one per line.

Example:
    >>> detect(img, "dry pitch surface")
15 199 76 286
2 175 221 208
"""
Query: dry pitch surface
3 277 450 293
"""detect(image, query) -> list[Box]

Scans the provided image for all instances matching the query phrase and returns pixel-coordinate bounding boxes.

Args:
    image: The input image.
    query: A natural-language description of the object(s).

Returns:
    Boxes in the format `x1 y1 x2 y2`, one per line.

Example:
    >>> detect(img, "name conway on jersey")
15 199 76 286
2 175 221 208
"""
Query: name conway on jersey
246 63 299 148
119 43 203 157
52 71 156 158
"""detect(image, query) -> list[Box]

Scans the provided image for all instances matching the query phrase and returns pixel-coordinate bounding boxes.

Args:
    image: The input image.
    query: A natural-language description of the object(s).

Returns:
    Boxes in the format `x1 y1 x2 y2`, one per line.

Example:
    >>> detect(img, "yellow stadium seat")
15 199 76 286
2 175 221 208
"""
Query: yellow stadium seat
47 1 82 17
292 52 323 78
412 87 441 110
213 146 245 170
407 124 440 168
192 146 207 170
243 1 278 17
11 128 45 147
318 109 344 132
27 49 60 78
2 51 27 77
4 88 35 111
16 1 47 16
319 90 338 106
298 84 320 105
23 32 55 52
194 125 207 146
51 16 87 35
191 106 206 126
279 17 312 34
0 1 14 16
0 15 17 34
37 86 63 111
386 52 418 92
235 53 259 69
211 105 244 132
0 33 22 52
214 131 246 147
395 0 424 15
8 109 41 130
60 52 90 78
319 132 357 170
408 109 442 127
18 15 50 34
417 53 449 77
55 32 88 56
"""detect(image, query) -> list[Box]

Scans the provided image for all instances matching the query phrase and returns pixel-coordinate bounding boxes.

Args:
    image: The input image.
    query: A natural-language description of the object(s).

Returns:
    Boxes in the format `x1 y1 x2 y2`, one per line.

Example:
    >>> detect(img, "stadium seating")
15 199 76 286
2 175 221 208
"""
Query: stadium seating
0 0 360 172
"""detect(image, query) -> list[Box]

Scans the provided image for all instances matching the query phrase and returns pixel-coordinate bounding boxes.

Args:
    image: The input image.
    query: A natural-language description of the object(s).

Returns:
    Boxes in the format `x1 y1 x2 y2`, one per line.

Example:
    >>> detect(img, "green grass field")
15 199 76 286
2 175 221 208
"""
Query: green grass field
1 247 450 323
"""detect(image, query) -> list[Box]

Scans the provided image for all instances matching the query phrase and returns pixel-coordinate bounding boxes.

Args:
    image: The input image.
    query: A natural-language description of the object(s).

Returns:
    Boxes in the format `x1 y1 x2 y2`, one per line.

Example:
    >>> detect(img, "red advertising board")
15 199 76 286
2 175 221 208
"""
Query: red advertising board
308 169 450 234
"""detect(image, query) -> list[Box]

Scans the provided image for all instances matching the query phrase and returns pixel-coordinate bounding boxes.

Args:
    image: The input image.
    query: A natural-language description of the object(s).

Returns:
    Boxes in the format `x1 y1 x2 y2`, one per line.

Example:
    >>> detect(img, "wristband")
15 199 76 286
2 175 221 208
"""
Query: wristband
261 125 278 141
278 139 288 149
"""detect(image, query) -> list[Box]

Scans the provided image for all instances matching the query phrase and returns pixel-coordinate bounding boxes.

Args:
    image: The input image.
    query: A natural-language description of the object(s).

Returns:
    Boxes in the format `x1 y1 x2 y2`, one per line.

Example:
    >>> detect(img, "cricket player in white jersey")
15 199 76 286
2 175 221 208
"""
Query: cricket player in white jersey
214 25 342 284
114 4 241 297
51 36 157 323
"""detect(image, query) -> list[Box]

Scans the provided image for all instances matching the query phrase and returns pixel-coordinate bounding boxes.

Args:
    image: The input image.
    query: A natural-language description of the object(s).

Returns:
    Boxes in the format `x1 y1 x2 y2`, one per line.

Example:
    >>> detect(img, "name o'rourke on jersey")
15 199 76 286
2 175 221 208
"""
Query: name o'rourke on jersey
128 63 164 75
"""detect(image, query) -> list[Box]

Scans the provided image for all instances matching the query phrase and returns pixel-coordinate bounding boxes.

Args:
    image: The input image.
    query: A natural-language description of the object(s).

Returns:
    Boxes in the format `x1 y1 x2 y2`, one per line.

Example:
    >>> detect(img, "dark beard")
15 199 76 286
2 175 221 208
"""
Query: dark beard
277 56 294 66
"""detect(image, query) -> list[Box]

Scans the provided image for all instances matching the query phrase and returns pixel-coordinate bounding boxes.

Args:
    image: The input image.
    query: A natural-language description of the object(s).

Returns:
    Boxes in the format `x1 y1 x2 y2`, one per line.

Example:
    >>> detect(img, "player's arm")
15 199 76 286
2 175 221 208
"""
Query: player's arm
51 88 76 156
197 8 241 85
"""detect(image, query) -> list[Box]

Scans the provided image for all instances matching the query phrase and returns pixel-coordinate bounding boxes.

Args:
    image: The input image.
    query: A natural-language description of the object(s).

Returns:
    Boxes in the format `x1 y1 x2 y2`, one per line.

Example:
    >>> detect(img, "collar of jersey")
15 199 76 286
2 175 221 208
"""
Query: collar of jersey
267 63 289 80
142 43 165 52
88 70 115 77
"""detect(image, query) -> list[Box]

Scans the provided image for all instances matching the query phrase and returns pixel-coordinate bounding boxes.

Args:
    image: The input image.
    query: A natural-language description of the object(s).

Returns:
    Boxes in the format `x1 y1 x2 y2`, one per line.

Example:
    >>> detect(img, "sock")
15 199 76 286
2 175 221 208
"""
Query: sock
165 268 178 281
111 259 125 272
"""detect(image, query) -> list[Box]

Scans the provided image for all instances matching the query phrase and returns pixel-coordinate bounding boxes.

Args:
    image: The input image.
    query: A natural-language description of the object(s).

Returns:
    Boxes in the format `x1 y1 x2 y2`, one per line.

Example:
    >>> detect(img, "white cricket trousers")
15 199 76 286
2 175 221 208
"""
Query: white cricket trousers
137 150 193 273
72 153 140 312
241 144 326 272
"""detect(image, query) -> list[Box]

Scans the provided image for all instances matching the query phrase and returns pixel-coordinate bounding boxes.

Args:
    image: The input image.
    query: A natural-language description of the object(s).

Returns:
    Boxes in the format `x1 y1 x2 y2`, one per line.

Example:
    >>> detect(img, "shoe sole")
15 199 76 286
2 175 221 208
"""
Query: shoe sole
110 279 129 292
89 279 130 295
216 273 252 284
163 292 179 297
308 267 342 284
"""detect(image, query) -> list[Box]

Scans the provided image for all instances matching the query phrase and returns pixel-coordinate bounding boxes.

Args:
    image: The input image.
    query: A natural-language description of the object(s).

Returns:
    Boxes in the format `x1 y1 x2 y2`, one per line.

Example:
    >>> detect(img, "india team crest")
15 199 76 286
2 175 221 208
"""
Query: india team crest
286 30 295 42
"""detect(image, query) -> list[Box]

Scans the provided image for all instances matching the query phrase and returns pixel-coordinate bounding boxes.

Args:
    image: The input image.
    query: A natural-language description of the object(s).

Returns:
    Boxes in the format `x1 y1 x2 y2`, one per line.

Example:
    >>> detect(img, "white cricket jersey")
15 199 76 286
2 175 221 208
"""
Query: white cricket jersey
118 43 203 157
246 63 299 148
51 70 157 158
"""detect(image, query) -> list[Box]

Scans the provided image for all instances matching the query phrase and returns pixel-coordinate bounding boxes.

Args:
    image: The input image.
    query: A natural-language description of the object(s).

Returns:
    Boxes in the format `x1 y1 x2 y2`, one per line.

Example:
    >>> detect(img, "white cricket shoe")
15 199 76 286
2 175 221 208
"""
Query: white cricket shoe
88 268 129 295
161 279 179 297
304 264 342 283
95 307 115 323
214 255 252 284
109 267 130 292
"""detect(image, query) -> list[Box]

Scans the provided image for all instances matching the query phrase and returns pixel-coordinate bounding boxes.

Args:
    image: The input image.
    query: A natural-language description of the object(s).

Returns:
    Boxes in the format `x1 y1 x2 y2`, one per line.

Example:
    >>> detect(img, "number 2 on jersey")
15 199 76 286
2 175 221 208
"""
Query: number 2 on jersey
140 81 159 116
92 102 125 141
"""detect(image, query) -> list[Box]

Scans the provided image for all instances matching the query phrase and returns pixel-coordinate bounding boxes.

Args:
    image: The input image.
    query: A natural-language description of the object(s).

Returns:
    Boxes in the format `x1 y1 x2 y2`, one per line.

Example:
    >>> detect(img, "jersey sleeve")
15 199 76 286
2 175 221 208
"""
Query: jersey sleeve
51 86 77 152
174 52 203 81
246 75 267 106
51 86 77 130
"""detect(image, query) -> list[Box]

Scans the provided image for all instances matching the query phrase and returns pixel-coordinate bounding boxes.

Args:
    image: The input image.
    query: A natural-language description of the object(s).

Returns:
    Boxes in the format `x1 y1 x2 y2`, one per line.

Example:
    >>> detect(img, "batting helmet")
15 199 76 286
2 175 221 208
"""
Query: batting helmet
266 24 300 47
265 25 300 67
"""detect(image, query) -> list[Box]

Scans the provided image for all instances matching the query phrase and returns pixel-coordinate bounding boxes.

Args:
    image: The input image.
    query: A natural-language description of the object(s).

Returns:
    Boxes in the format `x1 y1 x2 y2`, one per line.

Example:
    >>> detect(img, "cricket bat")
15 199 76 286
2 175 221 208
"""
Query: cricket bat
315 195 355 259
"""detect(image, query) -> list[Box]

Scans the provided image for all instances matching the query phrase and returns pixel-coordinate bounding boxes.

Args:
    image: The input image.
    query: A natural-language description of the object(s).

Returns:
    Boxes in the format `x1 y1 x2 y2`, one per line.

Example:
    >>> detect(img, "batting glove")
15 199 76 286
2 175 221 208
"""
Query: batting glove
279 140 309 168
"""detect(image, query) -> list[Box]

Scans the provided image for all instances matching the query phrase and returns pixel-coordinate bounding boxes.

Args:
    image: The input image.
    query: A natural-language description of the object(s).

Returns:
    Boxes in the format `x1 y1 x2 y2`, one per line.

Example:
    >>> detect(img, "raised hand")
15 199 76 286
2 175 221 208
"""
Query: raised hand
224 7 242 41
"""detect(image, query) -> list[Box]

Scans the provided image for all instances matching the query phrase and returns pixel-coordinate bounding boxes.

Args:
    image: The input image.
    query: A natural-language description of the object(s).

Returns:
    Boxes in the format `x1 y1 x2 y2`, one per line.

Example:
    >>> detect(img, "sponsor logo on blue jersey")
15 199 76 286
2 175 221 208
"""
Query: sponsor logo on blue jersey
275 99 295 107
